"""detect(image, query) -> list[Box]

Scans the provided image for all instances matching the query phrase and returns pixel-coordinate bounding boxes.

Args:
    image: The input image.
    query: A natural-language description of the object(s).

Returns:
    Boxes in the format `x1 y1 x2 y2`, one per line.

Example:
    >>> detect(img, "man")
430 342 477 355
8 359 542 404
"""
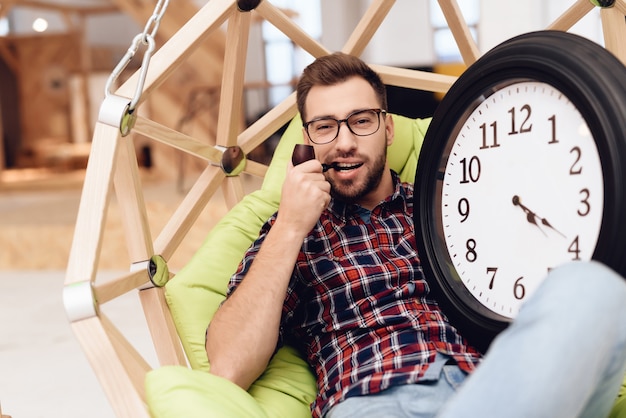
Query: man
206 52 626 418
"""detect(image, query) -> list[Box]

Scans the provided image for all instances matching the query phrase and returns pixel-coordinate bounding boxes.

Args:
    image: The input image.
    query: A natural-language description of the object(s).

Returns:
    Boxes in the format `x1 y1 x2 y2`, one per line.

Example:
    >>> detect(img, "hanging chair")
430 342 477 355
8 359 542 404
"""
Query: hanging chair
62 1 626 417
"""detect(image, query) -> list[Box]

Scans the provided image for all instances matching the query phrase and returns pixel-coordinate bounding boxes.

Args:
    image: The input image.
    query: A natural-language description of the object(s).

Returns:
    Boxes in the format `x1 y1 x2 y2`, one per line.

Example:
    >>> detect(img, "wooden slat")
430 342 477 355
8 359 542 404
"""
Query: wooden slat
133 116 223 163
600 5 626 66
221 176 246 210
139 286 188 367
94 270 151 305
438 0 480 65
255 0 329 58
372 64 457 93
546 0 595 31
71 317 149 418
243 159 269 178
215 8 251 148
100 313 153 402
239 92 298 154
65 122 120 286
114 136 154 264
153 165 226 260
342 0 396 56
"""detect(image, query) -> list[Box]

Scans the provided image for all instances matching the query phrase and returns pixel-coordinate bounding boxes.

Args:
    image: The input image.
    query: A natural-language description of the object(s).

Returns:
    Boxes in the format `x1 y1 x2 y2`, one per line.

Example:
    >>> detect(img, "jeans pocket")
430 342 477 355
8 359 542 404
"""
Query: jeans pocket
442 364 467 390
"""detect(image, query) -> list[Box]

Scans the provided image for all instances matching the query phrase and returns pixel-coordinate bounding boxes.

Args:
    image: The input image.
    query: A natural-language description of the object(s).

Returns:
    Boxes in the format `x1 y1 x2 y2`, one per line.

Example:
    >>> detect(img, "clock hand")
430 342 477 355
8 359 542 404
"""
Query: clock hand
512 195 565 237
539 218 566 238
512 195 546 235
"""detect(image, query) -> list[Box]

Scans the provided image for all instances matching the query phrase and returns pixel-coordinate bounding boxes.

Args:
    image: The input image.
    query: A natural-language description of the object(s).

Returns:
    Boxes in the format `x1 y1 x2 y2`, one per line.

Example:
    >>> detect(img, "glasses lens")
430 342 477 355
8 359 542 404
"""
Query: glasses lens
307 119 339 144
347 110 380 136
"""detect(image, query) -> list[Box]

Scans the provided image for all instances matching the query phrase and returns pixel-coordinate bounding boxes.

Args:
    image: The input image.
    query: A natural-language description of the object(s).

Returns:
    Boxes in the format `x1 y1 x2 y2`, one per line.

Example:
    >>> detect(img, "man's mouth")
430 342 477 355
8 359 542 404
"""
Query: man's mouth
323 162 364 172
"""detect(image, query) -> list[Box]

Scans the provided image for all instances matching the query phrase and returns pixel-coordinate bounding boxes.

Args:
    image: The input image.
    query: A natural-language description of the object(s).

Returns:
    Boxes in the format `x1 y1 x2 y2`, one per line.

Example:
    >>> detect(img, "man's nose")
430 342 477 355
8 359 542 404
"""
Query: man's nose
334 121 357 151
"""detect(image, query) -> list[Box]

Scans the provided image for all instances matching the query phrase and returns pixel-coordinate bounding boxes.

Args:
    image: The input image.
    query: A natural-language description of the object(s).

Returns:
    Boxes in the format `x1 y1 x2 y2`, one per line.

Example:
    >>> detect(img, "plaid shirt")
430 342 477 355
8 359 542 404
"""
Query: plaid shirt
229 172 482 417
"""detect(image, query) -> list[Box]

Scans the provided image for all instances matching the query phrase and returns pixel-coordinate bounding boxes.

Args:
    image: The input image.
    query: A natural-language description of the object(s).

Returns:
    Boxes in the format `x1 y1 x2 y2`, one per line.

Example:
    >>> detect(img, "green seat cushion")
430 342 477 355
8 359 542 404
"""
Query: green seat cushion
146 346 315 418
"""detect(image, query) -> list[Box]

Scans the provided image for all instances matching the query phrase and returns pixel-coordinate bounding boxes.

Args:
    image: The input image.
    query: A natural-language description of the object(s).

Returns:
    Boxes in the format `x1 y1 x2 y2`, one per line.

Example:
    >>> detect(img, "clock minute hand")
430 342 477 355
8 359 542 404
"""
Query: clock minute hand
512 195 565 237
512 195 546 235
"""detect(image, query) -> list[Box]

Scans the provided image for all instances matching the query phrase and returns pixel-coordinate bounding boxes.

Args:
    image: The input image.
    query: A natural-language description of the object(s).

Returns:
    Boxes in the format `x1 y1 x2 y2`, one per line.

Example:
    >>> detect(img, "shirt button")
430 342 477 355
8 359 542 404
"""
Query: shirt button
429 314 438 321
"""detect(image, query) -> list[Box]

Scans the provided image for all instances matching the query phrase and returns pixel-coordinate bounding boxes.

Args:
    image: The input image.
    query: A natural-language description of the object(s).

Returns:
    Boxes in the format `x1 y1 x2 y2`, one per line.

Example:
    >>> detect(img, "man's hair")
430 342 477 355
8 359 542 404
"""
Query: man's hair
296 52 388 121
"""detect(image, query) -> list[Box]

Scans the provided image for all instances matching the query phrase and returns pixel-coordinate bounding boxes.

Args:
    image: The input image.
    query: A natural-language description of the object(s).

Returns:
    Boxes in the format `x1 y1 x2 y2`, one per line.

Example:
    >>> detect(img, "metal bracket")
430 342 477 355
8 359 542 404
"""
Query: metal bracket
215 145 246 176
63 281 98 323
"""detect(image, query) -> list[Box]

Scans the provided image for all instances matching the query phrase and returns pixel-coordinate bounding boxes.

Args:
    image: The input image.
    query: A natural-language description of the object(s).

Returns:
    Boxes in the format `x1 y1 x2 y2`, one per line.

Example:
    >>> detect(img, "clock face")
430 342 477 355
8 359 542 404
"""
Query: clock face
414 31 626 352
438 80 604 319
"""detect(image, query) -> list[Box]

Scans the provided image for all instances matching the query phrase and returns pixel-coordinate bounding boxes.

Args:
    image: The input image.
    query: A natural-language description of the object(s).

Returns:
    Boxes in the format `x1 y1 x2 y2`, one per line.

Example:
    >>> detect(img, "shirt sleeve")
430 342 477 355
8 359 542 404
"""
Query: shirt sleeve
226 213 277 297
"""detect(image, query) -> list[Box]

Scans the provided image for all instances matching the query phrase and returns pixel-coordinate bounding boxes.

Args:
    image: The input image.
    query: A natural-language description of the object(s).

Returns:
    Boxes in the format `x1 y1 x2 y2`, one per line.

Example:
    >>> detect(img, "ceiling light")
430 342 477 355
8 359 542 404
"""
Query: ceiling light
32 17 48 33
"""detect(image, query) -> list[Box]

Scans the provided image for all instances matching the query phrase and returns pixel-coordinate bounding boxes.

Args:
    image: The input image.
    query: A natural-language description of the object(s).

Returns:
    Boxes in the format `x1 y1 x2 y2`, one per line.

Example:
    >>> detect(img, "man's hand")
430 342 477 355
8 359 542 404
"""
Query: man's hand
278 159 331 239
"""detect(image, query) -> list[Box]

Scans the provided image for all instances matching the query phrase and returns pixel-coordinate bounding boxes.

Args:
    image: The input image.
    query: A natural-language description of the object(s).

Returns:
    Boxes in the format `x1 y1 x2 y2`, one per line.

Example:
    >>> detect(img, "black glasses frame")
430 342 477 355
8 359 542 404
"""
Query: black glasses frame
303 108 387 144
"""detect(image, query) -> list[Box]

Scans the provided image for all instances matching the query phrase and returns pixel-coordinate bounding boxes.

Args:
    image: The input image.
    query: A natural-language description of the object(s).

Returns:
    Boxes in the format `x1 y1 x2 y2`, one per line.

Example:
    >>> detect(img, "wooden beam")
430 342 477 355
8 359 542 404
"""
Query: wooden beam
70 316 149 418
546 0 595 31
94 270 151 305
342 0 396 57
215 9 251 148
153 165 226 261
438 0 480 65
600 3 626 66
65 122 120 287
132 116 223 164
113 136 155 264
371 64 457 93
255 0 329 58
139 286 188 366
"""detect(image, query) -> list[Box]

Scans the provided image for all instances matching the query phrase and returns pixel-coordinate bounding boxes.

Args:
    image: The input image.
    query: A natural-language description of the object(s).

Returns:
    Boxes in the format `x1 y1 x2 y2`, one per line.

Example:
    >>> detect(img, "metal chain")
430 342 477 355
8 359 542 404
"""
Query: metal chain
104 0 171 114
141 0 170 43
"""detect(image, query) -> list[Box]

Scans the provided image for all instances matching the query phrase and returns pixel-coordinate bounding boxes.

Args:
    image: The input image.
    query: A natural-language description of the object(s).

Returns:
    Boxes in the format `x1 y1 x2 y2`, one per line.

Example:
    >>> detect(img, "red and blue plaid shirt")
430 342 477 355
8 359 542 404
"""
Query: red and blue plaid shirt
229 172 482 417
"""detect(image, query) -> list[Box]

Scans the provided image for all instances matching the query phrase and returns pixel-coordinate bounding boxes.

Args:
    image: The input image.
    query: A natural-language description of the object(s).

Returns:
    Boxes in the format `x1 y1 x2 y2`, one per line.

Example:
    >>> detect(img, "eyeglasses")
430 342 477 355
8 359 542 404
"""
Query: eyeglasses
303 108 387 144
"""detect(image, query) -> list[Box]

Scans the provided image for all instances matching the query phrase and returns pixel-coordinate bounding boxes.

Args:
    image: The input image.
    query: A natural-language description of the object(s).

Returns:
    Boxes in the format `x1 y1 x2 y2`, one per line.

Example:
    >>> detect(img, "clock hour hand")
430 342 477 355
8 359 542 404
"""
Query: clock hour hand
512 195 565 237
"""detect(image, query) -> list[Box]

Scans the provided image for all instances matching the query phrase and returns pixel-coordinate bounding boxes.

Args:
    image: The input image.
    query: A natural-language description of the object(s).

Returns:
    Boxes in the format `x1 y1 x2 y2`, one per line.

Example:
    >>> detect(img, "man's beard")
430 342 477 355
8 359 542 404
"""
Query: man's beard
327 148 387 204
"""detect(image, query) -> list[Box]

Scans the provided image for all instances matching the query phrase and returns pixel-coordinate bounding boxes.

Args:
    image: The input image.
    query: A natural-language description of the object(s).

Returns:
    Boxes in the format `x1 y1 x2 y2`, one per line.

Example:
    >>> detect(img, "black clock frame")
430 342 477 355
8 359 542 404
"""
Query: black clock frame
413 30 626 353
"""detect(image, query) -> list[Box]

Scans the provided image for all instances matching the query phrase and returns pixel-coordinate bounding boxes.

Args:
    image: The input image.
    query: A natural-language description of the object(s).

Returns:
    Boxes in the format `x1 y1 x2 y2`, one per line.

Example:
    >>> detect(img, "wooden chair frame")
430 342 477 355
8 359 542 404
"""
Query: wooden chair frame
62 1 626 417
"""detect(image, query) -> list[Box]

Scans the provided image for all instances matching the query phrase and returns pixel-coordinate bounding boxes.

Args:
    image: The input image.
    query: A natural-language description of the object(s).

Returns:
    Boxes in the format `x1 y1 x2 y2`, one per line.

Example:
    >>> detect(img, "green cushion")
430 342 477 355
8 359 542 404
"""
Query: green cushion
146 346 315 418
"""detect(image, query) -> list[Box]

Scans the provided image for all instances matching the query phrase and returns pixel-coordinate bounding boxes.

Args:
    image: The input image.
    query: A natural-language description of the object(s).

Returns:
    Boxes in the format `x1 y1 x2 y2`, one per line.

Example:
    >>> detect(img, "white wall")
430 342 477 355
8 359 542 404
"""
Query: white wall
479 0 603 54
320 0 435 67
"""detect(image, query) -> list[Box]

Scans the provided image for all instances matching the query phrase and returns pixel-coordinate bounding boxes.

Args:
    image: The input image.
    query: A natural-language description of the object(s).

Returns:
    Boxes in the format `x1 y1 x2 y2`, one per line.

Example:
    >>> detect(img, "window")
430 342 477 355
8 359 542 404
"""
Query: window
0 16 9 36
261 0 321 107
430 0 480 62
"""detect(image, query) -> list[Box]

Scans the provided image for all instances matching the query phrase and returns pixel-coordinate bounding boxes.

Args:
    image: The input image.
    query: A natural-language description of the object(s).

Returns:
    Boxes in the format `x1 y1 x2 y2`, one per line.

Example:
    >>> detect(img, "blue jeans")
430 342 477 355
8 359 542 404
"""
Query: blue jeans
326 261 626 418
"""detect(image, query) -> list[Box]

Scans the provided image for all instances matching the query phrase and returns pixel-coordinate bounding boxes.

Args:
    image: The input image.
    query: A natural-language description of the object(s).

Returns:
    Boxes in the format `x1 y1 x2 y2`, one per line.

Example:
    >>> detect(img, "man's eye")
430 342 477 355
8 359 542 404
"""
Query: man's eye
353 117 371 125
313 122 334 132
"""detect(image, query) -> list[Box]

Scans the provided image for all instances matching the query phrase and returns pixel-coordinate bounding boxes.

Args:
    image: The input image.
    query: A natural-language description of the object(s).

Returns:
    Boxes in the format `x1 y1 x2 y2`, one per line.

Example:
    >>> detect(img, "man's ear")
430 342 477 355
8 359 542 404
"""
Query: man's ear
385 113 394 146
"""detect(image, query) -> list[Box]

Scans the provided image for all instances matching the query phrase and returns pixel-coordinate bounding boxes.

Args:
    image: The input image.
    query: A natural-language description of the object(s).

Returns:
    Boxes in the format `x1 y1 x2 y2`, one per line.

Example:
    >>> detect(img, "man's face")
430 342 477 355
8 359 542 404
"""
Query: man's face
303 77 394 208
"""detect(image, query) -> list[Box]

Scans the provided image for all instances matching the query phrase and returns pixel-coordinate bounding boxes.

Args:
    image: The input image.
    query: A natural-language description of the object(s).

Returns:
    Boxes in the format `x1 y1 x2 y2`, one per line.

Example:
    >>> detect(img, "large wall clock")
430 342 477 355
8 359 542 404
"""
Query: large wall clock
413 30 626 353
